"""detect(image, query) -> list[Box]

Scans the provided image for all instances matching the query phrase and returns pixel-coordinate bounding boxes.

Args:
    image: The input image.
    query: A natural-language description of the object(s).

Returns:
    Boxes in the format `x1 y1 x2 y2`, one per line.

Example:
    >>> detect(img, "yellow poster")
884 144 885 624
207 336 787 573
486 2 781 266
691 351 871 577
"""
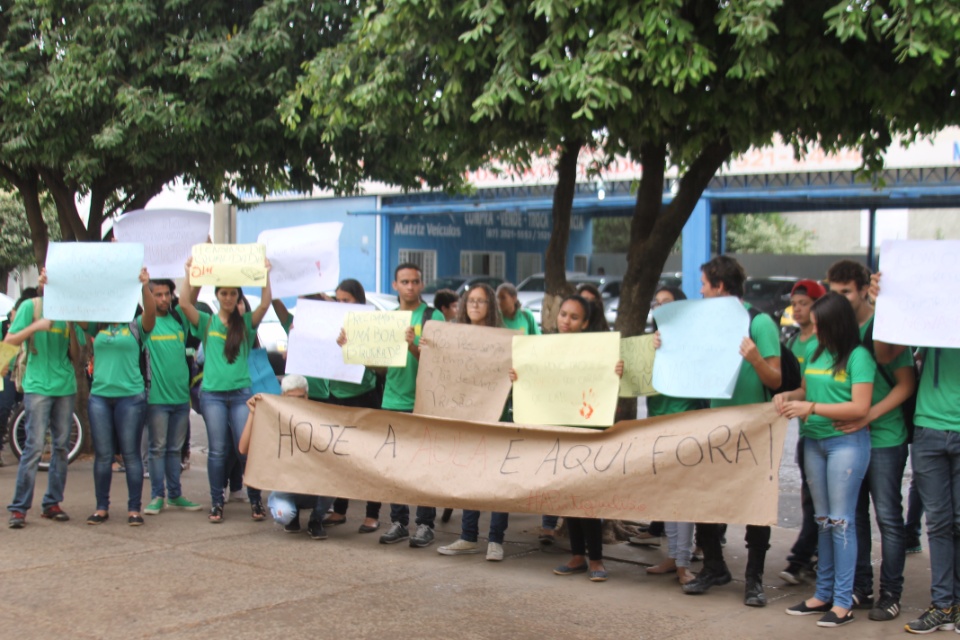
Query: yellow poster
512 332 621 427
0 341 18 368
619 335 658 398
341 310 412 367
190 243 267 287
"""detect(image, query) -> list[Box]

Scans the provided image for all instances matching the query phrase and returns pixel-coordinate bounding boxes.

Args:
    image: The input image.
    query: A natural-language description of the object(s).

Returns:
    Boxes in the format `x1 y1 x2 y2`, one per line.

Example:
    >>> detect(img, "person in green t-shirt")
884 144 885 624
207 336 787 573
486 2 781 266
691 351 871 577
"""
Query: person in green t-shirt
179 256 273 524
142 279 202 516
826 260 915 619
496 283 540 336
776 292 875 627
869 271 960 633
432 289 459 322
83 267 155 526
683 256 782 607
4 272 77 529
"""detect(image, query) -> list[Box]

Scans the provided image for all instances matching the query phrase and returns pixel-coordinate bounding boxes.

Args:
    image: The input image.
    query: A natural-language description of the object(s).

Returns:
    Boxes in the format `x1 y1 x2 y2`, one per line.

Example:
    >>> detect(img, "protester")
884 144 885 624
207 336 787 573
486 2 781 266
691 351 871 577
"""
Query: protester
143 279 202 516
870 272 960 635
509 294 623 582
4 272 77 528
575 282 610 331
0 289 38 466
433 288 459 322
436 284 510 561
780 279 827 586
496 283 540 335
339 263 444 548
777 292 875 628
178 257 273 523
682 256 782 607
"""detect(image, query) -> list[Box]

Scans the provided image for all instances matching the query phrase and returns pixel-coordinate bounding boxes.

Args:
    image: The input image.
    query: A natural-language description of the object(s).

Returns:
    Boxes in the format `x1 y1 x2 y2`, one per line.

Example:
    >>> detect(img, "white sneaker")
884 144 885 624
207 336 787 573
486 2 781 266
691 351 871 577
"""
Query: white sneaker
486 542 504 562
438 539 480 555
230 490 246 503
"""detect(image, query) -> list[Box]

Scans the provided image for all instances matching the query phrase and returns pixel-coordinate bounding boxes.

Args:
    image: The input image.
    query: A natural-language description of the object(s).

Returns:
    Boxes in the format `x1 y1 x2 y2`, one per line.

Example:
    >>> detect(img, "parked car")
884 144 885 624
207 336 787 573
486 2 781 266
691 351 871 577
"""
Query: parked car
518 273 623 328
421 275 506 305
742 276 800 323
604 272 683 329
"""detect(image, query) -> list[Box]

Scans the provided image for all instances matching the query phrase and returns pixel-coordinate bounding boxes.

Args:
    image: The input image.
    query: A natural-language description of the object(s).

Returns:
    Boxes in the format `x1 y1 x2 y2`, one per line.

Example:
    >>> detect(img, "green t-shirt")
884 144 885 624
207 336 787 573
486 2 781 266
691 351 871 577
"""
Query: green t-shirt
381 303 445 411
280 313 329 400
711 304 780 408
194 311 256 392
790 332 817 370
914 347 960 431
330 368 377 399
144 312 190 405
9 299 76 396
800 345 876 440
859 319 912 448
85 322 145 398
502 308 540 336
647 394 702 417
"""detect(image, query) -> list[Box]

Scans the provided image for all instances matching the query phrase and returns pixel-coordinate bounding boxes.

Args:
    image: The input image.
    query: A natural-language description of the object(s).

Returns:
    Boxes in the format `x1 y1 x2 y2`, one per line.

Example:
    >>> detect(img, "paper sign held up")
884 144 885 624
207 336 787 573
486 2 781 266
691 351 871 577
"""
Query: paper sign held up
190 244 267 287
619 335 658 398
342 311 412 367
285 299 368 383
44 242 144 322
113 209 210 278
258 222 343 299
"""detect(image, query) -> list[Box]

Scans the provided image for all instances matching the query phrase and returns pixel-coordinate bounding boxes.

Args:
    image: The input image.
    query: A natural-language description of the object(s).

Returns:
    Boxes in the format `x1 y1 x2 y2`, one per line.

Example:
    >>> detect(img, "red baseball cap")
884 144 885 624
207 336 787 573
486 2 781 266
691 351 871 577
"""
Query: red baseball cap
791 279 826 300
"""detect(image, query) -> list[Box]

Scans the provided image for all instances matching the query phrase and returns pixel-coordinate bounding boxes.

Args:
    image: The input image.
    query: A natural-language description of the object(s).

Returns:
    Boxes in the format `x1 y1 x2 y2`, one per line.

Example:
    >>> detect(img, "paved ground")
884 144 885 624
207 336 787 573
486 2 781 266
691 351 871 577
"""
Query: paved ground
0 415 935 639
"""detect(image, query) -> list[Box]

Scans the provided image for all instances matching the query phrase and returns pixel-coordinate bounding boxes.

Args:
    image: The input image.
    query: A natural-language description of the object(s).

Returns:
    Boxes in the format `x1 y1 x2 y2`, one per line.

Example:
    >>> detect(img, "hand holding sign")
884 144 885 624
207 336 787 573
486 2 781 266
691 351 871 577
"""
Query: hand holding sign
341 311 412 367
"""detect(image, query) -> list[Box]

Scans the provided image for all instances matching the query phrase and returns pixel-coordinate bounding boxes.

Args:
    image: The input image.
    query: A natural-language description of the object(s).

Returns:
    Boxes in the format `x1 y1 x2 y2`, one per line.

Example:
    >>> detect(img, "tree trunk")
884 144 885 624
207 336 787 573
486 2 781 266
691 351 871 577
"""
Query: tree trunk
6 168 51 267
541 140 582 332
0 267 8 294
38 169 88 241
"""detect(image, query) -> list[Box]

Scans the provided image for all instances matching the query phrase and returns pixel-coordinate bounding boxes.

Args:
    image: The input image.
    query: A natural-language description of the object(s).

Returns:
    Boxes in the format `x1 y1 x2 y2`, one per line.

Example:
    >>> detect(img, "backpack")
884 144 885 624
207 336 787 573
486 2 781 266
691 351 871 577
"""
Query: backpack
861 319 919 443
13 299 43 392
747 307 802 396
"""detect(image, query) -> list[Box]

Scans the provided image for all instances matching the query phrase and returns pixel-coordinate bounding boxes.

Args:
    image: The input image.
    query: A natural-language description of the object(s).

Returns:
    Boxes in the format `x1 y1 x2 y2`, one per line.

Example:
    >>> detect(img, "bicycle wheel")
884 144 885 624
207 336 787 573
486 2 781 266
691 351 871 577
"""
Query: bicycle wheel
8 402 84 471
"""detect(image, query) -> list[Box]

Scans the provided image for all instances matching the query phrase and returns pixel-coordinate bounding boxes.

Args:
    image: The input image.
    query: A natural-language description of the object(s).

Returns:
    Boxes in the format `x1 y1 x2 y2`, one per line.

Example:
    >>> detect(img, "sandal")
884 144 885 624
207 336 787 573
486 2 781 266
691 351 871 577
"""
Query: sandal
208 505 224 523
86 512 109 525
250 499 266 521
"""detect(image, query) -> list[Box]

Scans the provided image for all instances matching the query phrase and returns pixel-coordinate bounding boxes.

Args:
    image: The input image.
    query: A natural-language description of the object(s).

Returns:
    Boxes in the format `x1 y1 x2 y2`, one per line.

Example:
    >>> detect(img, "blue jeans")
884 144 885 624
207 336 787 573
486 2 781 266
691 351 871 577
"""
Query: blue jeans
7 393 75 513
199 388 260 507
665 521 696 568
461 510 509 544
389 504 435 528
787 437 819 569
147 403 190 500
911 426 960 609
854 443 908 599
268 492 335 525
89 393 147 512
804 430 871 610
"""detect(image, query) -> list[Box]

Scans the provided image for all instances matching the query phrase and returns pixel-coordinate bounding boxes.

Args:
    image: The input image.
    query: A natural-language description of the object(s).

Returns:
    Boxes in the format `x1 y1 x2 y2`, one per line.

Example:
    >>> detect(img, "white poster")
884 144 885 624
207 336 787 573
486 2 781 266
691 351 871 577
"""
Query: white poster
874 240 960 349
44 242 144 322
113 209 210 278
285 298 367 383
257 223 343 298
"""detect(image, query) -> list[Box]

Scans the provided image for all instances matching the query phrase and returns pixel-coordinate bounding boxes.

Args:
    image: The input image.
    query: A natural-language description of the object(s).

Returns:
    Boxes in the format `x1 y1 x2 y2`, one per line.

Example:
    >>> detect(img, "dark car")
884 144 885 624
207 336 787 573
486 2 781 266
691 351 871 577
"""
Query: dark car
421 275 506 305
743 276 800 322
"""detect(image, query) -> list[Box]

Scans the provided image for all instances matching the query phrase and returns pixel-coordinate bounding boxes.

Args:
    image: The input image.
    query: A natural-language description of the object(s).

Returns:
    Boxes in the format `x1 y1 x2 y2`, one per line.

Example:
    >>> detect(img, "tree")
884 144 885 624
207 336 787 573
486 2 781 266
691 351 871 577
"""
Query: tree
725 214 813 255
288 0 960 340
0 0 358 264
0 193 58 294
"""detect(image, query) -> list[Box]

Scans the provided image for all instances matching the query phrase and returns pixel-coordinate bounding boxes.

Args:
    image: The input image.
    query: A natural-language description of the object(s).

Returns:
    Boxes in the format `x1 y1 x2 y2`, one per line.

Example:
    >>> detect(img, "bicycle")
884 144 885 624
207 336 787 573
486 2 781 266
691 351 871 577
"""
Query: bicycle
6 402 84 471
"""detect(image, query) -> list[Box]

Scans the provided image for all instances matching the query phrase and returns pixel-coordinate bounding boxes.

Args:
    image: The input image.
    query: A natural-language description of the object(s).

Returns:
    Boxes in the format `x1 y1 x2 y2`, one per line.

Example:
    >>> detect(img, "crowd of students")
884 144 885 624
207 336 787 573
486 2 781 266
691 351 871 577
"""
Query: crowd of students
2 252 957 635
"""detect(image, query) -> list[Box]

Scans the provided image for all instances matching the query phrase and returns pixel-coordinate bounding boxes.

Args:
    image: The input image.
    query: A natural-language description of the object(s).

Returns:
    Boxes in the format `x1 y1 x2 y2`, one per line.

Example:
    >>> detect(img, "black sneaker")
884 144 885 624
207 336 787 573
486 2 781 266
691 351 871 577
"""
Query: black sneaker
682 565 732 595
779 563 803 585
868 591 901 621
744 576 766 607
904 605 955 634
851 591 874 610
409 523 436 548
8 511 25 529
786 600 832 616
283 517 301 534
307 519 328 540
817 610 855 628
379 522 409 544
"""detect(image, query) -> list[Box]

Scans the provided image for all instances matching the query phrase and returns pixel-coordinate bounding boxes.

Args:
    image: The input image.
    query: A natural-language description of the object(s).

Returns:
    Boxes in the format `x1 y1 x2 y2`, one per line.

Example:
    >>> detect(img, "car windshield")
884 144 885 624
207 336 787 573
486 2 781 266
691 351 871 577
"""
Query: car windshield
743 280 791 301
422 277 466 294
517 277 546 292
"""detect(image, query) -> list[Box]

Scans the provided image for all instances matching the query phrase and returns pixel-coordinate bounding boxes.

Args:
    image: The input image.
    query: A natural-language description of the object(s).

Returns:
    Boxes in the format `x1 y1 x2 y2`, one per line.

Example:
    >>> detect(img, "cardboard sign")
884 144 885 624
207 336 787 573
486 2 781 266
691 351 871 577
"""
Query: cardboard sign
190 244 267 287
619 335 658 398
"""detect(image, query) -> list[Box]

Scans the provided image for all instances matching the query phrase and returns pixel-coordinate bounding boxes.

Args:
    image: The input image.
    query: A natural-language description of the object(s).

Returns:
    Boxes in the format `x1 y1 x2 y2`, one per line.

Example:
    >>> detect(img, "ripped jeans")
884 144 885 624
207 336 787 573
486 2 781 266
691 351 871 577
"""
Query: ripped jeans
804 429 871 610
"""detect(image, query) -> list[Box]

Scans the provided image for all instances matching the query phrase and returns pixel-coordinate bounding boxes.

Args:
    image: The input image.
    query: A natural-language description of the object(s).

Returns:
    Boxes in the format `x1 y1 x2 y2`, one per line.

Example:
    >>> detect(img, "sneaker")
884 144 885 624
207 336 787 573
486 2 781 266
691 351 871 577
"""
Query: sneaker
905 605 955 634
307 519 328 540
786 600 833 616
906 544 923 555
144 498 164 515
682 565 732 595
41 505 70 522
744 576 767 607
852 591 875 610
8 511 25 528
817 610 855 628
869 592 901 621
379 522 409 545
779 564 803 586
284 517 301 534
166 496 202 511
486 542 504 562
438 539 480 556
409 523 436 548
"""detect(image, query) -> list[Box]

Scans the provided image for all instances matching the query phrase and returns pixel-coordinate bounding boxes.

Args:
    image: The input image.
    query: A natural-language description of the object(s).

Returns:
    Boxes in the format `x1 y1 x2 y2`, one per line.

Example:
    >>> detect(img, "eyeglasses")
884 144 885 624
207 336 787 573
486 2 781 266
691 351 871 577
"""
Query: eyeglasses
466 299 489 307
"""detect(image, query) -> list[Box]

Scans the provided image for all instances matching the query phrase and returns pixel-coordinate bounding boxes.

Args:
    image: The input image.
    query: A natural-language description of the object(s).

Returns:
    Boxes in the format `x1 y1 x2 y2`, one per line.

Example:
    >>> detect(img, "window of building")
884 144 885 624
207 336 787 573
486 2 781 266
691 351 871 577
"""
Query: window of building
460 251 505 278
573 254 589 274
517 253 542 283
398 249 437 287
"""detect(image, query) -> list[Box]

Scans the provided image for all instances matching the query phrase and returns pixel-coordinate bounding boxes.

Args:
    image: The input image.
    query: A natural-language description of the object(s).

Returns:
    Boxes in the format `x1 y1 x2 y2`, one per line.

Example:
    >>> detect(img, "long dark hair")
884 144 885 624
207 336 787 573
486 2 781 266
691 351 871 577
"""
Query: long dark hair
559 294 605 333
336 278 366 304
650 286 687 333
216 286 247 364
810 292 860 375
575 283 610 331
456 283 503 327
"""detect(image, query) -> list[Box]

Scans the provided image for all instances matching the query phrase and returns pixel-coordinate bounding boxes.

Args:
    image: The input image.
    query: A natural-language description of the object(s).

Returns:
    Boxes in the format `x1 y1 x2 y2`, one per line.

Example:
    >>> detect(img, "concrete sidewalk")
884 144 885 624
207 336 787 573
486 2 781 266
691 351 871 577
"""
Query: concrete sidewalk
0 450 935 639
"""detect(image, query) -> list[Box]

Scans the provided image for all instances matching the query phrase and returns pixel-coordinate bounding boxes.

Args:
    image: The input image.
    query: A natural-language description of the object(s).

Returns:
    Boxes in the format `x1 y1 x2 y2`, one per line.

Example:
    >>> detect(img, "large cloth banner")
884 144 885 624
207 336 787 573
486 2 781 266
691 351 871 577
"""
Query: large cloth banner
652 297 748 399
245 395 789 525
113 209 210 278
44 242 144 322
190 243 267 287
257 222 343 299
512 332 622 427
875 239 960 349
414 322 519 422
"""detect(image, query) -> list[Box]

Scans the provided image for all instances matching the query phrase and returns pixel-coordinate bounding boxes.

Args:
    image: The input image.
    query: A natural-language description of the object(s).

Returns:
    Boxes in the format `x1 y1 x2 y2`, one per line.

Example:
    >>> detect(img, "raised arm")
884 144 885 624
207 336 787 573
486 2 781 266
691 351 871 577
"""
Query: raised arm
139 268 156 333
272 298 291 329
251 259 272 328
178 258 201 328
